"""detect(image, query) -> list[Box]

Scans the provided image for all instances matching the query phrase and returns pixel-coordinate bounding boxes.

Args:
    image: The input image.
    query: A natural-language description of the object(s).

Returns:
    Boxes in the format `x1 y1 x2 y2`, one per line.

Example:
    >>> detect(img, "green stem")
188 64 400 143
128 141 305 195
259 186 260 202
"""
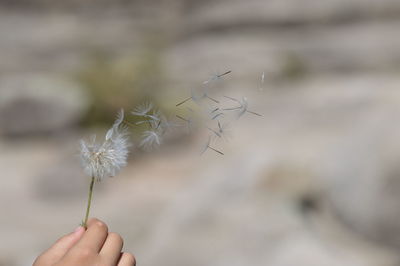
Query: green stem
82 175 95 228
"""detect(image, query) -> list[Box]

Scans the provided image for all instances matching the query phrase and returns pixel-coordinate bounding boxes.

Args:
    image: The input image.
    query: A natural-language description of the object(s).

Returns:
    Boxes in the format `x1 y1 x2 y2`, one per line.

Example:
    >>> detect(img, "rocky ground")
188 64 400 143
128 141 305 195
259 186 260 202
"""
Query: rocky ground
2 1 400 265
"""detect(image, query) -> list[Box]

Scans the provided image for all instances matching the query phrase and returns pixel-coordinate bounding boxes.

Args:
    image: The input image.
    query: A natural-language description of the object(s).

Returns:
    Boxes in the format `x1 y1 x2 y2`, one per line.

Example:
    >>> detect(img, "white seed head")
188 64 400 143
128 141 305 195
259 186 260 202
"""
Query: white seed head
80 111 130 181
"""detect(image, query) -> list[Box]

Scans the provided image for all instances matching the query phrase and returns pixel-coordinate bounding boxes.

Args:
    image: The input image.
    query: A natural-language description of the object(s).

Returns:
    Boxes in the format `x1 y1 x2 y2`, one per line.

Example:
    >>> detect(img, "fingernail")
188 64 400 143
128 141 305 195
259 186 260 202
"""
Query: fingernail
73 226 83 233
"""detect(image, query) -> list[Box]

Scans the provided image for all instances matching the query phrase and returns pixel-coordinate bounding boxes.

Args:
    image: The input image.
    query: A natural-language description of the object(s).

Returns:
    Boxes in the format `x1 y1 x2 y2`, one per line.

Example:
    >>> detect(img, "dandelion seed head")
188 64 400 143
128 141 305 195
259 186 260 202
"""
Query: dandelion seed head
80 111 130 181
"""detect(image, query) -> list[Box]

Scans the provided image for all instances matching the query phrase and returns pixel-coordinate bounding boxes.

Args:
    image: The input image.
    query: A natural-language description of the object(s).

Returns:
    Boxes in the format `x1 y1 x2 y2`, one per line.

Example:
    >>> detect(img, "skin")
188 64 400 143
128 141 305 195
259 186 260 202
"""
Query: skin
33 218 136 266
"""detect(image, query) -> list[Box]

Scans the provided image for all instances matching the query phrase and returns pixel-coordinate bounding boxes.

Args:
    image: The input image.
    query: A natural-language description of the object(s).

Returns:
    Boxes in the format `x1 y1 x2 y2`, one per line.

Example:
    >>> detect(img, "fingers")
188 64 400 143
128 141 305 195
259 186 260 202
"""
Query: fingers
56 218 135 266
33 226 85 266
100 232 124 265
118 252 136 266
50 226 85 255
74 218 108 253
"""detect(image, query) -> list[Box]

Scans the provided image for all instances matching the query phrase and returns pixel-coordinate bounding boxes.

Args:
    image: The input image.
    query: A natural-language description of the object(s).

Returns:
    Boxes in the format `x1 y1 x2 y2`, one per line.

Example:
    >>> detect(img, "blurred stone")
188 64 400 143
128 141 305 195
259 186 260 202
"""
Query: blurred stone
280 75 400 249
0 74 88 136
167 21 400 85
323 119 400 248
183 0 400 29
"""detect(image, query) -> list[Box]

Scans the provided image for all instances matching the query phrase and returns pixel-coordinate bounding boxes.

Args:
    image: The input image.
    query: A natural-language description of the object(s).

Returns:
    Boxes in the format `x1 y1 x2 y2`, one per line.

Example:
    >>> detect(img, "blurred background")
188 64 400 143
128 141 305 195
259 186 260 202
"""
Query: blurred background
1 0 400 265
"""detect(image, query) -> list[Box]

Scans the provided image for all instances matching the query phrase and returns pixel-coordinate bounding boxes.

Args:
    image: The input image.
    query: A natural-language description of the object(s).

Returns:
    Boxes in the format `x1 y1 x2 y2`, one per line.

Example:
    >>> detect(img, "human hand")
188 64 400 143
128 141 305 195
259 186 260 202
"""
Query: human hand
33 218 136 266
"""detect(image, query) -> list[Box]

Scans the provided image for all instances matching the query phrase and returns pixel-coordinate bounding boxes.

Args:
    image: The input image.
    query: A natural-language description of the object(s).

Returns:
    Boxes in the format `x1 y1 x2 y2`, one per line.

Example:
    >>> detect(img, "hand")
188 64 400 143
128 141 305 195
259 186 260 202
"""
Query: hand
33 218 136 266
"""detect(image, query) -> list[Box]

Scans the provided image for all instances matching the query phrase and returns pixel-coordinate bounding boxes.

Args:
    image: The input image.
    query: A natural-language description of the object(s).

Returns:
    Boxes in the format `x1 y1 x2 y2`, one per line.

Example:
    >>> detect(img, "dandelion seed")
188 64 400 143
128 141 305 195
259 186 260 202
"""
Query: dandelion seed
216 121 231 141
202 106 224 121
211 107 220 113
260 71 265 91
207 121 231 141
223 96 262 118
200 136 224 155
206 126 222 138
212 113 224 120
176 88 219 107
192 87 220 103
203 70 232 84
176 96 192 107
148 109 176 135
135 109 162 127
209 107 224 120
140 130 162 150
115 109 125 127
176 114 195 133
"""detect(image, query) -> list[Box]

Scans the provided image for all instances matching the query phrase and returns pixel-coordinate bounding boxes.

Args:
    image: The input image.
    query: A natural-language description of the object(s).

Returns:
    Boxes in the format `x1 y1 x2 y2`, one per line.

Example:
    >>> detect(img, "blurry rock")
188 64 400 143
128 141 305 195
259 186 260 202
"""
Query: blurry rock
0 74 88 136
183 0 400 30
318 87 400 248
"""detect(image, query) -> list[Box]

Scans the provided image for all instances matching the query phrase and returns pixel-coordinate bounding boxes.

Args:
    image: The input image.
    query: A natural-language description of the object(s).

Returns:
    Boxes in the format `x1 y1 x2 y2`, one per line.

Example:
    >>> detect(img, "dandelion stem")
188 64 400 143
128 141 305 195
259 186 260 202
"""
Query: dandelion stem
82 175 95 228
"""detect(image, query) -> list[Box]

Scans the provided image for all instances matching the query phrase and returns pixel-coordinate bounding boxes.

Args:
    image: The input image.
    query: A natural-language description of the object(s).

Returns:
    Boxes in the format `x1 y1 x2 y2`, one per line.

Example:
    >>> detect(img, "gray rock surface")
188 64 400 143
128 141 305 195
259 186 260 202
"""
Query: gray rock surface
0 75 88 136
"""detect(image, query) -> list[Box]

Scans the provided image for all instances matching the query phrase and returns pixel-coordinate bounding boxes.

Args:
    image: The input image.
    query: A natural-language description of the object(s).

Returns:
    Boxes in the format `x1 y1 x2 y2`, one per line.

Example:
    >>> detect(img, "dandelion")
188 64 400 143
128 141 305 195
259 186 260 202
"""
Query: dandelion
79 109 130 228
223 96 262 118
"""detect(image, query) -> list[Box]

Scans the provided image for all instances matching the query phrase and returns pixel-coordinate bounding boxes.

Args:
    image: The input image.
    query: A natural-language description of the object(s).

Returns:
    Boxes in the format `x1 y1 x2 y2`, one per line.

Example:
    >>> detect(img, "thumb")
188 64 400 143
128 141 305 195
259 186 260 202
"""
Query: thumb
51 226 85 255
37 226 85 264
